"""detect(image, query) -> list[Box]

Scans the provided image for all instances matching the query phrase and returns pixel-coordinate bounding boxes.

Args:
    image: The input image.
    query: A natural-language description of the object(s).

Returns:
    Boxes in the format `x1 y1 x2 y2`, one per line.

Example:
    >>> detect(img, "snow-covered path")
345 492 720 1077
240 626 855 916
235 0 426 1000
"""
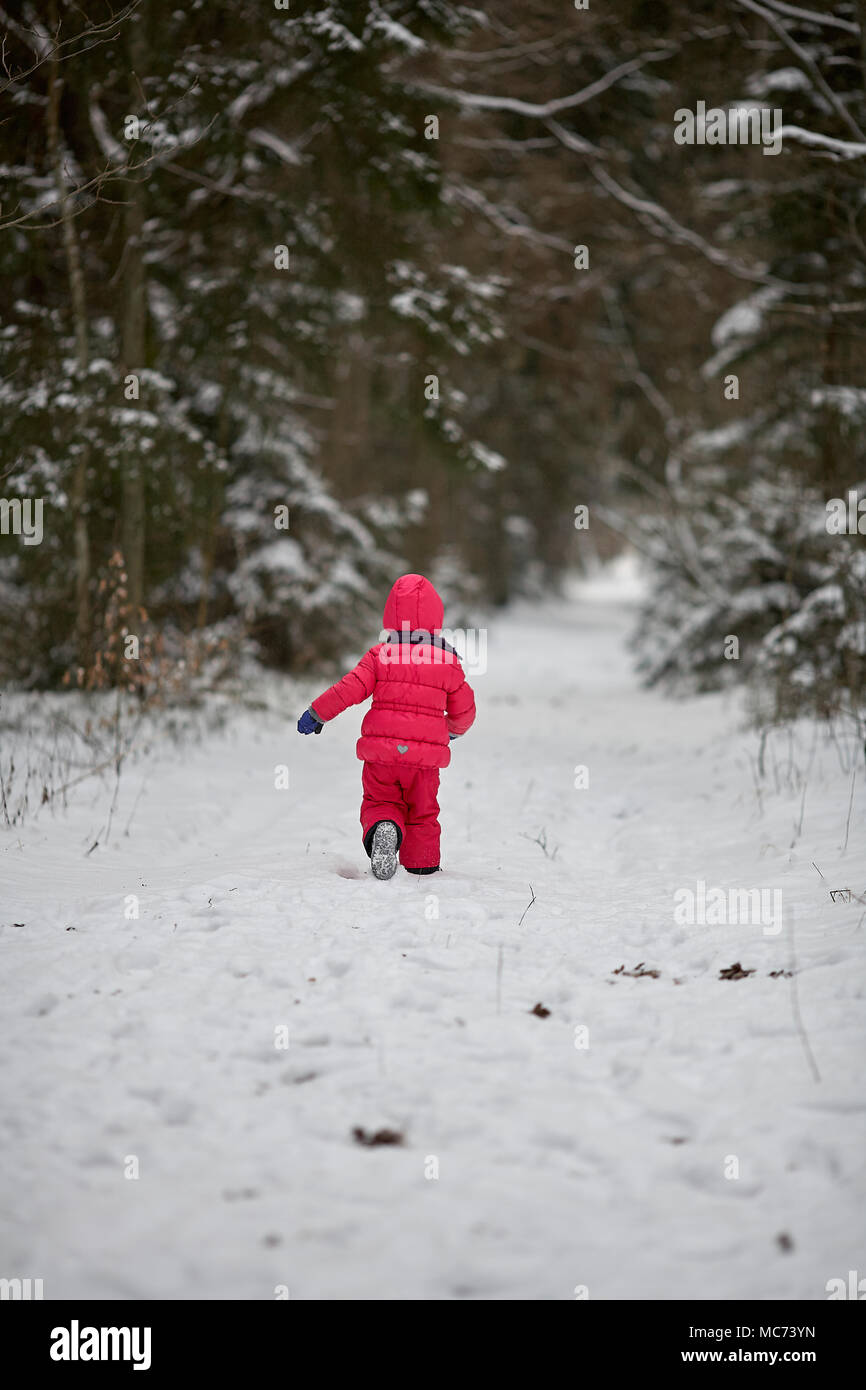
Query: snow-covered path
2 576 865 1300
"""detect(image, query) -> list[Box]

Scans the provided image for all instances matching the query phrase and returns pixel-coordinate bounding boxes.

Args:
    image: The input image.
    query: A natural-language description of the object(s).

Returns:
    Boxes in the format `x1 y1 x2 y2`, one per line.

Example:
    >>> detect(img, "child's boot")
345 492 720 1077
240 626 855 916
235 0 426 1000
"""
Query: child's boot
370 820 400 880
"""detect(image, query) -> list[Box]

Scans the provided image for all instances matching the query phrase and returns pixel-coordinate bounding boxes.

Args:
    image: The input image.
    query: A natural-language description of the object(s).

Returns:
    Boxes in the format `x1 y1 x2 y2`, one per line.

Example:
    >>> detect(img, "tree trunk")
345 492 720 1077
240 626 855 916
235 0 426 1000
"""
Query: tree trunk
46 4 91 668
196 377 231 633
120 4 148 614
322 328 373 494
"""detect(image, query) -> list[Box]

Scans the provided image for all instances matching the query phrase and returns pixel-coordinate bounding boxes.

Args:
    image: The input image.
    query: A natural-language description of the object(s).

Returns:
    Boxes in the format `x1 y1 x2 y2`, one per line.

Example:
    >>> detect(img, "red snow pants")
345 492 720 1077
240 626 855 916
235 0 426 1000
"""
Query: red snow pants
360 761 441 870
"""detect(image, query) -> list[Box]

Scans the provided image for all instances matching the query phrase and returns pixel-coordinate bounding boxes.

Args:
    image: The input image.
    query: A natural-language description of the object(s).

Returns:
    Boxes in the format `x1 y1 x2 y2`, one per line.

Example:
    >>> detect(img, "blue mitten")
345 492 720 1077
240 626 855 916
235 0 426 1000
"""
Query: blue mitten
297 708 323 735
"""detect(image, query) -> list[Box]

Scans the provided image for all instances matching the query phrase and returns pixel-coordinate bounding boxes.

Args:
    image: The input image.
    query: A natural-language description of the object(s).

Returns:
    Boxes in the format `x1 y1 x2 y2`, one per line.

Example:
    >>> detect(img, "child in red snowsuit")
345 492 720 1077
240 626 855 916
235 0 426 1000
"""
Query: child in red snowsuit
297 574 475 878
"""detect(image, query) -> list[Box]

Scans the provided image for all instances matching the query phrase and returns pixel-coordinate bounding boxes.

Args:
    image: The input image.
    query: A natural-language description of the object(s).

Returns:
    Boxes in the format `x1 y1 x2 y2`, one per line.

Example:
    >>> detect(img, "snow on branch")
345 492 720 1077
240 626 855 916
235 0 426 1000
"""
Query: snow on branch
775 125 866 158
589 165 808 292
247 128 303 167
444 182 574 255
407 48 677 121
755 0 860 35
226 58 315 124
733 0 866 145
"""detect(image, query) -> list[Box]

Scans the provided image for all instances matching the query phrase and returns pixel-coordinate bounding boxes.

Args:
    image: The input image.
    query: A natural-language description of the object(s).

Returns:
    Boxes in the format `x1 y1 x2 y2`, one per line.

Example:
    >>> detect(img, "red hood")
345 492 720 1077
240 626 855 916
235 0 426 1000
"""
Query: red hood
382 574 444 633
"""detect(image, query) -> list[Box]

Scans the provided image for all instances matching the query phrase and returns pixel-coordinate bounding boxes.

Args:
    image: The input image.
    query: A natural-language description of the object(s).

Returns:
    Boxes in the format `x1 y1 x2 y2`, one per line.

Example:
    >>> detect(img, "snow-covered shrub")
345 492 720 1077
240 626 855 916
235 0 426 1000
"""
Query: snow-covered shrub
635 458 866 726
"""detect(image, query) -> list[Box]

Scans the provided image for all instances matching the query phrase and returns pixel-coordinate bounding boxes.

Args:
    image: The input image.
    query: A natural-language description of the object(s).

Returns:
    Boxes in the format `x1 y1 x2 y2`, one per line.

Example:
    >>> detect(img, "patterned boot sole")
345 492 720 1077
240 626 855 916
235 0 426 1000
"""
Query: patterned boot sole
370 821 399 881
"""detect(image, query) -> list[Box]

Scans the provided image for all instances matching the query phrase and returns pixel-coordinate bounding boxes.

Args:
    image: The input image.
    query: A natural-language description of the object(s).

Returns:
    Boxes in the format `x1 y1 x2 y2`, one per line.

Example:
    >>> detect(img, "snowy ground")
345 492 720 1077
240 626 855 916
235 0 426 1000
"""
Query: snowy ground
2 566 865 1301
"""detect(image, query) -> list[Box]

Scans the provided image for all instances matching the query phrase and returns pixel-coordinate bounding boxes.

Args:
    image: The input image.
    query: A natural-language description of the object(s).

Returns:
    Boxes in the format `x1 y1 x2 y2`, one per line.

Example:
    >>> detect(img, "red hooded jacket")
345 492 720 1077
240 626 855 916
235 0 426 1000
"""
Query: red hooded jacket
310 574 476 769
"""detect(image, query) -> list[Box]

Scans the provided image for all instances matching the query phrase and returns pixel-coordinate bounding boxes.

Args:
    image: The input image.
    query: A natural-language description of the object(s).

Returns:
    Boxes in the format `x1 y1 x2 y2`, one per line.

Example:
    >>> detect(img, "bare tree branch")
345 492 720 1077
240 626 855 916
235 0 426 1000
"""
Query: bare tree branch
406 47 677 121
589 162 812 292
0 1 141 95
733 0 866 144
755 0 859 35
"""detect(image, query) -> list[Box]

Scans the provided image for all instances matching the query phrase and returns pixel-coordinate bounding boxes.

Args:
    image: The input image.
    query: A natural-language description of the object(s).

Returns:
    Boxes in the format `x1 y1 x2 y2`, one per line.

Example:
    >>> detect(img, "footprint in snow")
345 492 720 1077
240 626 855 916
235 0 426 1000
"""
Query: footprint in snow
160 1096 195 1126
25 993 60 1017
115 948 160 971
682 1164 762 1198
280 1068 319 1085
173 916 224 935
